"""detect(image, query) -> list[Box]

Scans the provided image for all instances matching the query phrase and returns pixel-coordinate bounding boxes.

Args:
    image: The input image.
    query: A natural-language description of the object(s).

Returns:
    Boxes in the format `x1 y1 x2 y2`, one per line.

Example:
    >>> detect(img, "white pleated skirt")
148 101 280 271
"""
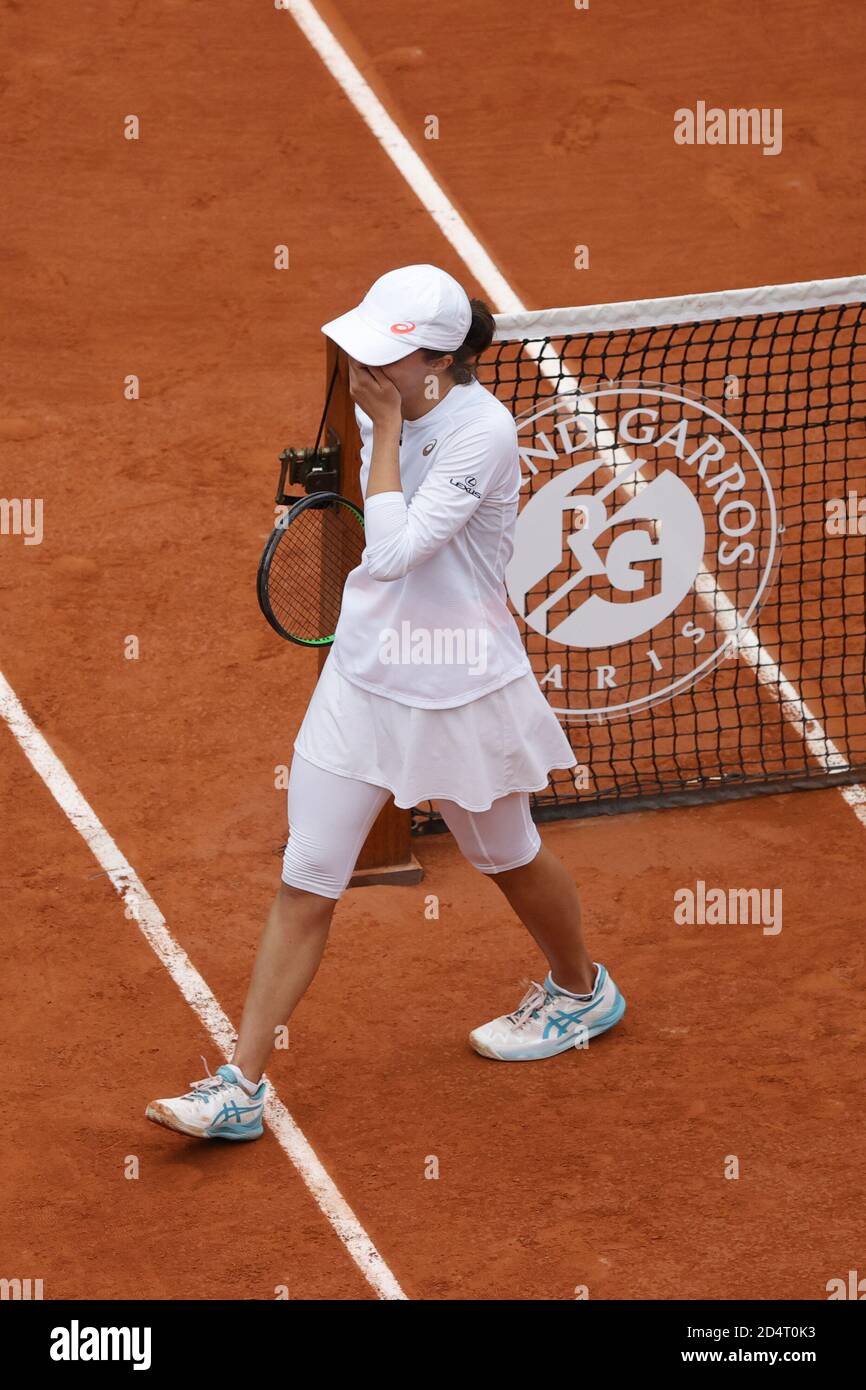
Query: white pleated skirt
294 655 577 812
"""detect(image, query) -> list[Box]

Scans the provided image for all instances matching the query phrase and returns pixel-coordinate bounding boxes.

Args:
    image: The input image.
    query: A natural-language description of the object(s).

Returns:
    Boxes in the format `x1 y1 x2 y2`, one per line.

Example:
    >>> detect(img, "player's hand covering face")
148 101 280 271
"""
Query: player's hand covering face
347 358 402 425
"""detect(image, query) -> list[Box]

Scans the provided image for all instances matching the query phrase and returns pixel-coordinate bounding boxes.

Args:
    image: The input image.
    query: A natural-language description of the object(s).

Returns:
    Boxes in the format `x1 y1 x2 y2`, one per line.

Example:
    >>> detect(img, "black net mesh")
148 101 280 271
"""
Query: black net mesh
414 297 866 829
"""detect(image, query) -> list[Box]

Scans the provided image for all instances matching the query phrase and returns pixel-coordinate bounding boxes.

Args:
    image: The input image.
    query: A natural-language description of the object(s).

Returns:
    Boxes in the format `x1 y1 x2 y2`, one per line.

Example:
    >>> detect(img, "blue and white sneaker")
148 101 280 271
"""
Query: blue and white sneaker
146 1061 266 1140
470 963 626 1061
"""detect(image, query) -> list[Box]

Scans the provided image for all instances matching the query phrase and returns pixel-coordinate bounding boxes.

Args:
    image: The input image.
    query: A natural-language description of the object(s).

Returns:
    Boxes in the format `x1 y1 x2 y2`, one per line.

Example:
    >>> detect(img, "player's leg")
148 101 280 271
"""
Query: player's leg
438 792 626 1061
489 847 596 995
229 884 333 1088
437 792 593 992
146 755 389 1137
231 755 388 1086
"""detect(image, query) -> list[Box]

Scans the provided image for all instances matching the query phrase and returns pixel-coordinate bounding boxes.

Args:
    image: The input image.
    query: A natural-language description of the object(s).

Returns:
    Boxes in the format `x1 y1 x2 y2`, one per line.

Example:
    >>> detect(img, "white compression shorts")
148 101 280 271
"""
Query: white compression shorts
281 753 542 899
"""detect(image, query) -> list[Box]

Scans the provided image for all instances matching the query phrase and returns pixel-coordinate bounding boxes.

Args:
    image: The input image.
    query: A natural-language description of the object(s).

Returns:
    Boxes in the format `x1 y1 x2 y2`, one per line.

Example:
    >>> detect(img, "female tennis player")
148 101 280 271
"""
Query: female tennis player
147 265 625 1141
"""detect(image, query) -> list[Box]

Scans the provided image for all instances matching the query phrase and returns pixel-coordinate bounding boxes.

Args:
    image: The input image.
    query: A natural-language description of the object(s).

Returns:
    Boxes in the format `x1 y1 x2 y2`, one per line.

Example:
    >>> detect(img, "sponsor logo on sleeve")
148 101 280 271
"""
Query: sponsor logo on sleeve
449 475 482 498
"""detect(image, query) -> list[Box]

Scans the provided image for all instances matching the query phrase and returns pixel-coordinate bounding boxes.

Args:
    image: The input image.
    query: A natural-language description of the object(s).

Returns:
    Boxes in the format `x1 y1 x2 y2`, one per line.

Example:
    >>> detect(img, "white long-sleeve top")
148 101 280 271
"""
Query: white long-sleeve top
330 378 533 708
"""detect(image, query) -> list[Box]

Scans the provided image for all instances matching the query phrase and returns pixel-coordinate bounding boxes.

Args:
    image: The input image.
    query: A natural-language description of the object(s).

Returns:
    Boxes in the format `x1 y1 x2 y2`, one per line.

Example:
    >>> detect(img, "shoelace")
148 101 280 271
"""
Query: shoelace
506 982 552 1031
184 1056 231 1103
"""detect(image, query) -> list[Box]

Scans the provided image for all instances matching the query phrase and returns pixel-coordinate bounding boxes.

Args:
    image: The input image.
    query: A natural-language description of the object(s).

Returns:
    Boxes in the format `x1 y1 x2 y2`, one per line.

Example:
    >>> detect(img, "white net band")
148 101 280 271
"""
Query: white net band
492 275 866 343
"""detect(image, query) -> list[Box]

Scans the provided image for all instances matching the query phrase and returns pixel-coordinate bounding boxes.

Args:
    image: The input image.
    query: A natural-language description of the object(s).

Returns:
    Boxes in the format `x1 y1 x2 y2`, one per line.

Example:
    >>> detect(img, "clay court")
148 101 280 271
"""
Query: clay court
2 0 865 1301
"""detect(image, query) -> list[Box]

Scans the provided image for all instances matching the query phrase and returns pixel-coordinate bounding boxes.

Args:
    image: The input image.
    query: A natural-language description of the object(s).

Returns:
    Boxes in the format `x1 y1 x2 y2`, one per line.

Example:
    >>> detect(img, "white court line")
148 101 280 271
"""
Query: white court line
282 0 866 826
282 0 523 312
0 671 407 1301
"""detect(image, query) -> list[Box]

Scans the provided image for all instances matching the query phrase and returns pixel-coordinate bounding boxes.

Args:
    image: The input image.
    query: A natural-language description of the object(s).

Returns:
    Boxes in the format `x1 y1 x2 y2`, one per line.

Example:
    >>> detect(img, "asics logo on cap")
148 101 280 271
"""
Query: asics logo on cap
390 321 416 333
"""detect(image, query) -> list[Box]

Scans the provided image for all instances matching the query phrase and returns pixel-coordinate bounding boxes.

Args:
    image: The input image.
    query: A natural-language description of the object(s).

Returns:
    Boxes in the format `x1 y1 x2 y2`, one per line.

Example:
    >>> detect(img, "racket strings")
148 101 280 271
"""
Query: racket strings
264 502 364 643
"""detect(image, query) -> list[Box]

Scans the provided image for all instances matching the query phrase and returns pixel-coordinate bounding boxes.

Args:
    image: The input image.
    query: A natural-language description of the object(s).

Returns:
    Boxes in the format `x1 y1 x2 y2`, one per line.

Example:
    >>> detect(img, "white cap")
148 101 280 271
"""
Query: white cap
321 264 472 366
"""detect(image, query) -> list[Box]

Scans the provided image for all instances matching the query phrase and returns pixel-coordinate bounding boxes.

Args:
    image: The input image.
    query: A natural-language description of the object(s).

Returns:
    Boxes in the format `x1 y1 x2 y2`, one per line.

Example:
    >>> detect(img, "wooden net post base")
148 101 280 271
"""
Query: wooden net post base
322 340 423 890
347 819 425 889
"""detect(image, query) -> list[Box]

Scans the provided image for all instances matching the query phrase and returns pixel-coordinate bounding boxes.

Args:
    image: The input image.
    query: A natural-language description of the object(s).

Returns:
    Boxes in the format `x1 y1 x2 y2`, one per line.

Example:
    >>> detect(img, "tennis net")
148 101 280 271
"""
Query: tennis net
415 275 866 827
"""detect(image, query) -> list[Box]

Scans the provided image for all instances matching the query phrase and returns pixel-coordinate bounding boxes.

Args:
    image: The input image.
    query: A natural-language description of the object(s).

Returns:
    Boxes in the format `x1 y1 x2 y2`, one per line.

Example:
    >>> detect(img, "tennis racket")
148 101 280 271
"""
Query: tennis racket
257 490 365 646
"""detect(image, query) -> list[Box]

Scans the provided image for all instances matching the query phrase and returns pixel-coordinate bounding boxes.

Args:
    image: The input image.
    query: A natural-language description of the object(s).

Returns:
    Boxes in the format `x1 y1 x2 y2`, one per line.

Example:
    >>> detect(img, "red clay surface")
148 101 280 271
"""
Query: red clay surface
1 0 864 1300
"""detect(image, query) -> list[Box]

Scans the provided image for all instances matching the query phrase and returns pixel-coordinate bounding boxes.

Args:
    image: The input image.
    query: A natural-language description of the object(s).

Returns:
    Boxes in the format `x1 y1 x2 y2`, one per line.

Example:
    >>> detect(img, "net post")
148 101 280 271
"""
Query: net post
321 340 423 888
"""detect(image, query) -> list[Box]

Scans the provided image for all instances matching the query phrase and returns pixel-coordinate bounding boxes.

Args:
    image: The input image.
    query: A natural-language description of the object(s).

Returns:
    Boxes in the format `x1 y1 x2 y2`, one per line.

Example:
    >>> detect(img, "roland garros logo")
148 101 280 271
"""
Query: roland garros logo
505 386 778 719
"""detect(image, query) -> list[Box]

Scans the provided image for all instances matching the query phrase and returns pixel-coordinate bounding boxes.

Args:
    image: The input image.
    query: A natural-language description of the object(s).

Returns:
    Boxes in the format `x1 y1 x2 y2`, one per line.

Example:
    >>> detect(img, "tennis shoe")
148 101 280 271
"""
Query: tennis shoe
146 1061 266 1140
470 963 625 1061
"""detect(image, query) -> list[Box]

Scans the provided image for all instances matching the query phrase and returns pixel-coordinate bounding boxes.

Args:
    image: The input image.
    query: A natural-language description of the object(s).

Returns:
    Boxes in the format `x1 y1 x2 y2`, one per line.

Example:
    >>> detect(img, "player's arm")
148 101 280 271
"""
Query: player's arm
362 417 511 581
